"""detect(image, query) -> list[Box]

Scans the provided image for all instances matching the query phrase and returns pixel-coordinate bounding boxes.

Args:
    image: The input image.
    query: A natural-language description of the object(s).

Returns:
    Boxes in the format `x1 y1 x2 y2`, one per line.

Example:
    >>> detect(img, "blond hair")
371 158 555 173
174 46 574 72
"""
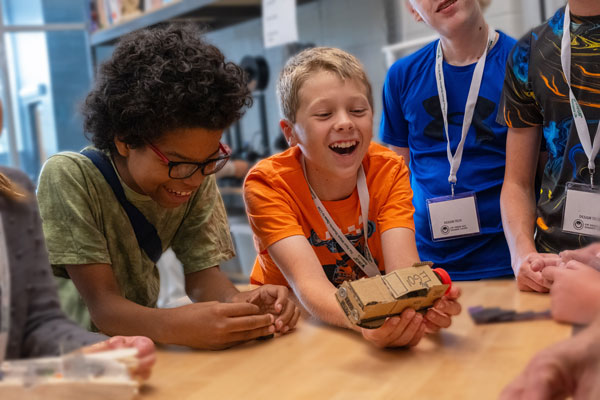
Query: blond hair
277 47 373 123
0 172 24 201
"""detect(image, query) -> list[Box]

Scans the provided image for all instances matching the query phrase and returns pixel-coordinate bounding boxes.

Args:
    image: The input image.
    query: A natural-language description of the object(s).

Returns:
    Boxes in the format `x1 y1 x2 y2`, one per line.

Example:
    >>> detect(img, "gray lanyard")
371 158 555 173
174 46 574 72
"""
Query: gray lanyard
561 4 600 188
435 25 496 195
301 157 380 277
0 214 10 365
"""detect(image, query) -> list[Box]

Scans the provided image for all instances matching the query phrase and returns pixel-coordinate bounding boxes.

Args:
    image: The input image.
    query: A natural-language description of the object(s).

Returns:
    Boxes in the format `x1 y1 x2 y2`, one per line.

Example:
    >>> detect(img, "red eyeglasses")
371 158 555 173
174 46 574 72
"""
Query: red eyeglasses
147 142 231 179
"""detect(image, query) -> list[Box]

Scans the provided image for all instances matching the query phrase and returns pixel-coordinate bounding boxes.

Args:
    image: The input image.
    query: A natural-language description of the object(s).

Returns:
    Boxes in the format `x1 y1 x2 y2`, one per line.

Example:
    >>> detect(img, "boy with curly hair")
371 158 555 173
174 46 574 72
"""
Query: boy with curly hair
36 23 299 350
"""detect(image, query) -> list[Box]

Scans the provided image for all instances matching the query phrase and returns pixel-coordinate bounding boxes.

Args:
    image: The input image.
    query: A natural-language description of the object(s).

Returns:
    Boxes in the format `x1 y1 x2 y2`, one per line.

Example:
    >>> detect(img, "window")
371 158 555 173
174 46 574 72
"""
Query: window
0 0 91 181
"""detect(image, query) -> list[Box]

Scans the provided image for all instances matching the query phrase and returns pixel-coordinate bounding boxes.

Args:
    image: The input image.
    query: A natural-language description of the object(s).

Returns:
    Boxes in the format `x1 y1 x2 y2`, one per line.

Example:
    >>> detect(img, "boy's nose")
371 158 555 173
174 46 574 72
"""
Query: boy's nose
334 112 354 131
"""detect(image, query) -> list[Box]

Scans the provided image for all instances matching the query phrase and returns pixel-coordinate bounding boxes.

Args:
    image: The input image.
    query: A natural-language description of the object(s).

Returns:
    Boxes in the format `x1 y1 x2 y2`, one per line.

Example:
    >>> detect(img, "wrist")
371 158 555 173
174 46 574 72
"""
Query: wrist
224 287 244 303
514 245 538 267
152 307 180 344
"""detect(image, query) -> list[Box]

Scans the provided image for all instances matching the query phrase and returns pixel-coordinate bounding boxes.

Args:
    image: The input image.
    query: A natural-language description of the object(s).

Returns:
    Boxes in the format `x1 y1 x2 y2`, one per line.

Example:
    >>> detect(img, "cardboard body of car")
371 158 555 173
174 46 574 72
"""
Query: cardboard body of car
336 262 451 329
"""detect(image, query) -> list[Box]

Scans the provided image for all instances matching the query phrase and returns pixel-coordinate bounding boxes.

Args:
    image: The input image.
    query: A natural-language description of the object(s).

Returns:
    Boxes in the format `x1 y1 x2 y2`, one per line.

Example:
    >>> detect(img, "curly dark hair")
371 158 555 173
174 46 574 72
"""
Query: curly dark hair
83 23 252 152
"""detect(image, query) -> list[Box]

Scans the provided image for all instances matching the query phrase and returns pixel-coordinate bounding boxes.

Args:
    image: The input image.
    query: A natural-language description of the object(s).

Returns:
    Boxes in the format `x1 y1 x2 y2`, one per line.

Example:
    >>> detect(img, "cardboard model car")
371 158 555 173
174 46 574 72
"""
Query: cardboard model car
335 262 452 329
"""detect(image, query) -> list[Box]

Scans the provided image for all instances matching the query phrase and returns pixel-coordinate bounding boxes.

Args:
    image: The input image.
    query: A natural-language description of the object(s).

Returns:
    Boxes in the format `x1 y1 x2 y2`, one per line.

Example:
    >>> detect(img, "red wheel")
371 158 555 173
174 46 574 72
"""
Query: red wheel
433 268 452 295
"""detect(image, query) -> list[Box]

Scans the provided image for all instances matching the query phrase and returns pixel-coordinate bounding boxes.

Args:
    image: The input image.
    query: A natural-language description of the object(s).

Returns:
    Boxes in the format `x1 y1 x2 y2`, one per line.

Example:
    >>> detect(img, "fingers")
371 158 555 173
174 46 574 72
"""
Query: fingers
213 301 262 317
285 307 301 333
517 272 549 292
423 293 462 331
517 359 569 400
223 313 275 333
127 336 155 358
222 324 277 345
135 353 156 380
266 287 296 331
276 303 301 333
529 257 546 272
387 310 424 347
125 337 156 380
517 263 550 292
362 308 424 348
444 286 462 300
407 322 426 347
541 265 558 284
529 253 560 272
424 308 451 331
81 340 111 354
564 259 587 270
245 285 291 315
262 284 289 313
559 246 600 269
538 253 561 260
81 336 156 381
434 297 462 316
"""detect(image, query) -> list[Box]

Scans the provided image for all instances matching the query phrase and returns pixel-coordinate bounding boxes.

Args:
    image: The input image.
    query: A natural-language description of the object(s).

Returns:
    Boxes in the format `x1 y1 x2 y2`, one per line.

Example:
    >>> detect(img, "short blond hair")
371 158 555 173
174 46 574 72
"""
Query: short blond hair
277 47 373 123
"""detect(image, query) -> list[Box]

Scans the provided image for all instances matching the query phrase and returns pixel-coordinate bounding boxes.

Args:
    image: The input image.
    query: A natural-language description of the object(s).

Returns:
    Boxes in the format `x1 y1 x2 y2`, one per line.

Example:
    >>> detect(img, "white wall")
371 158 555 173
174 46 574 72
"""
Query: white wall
206 0 391 154
399 0 566 47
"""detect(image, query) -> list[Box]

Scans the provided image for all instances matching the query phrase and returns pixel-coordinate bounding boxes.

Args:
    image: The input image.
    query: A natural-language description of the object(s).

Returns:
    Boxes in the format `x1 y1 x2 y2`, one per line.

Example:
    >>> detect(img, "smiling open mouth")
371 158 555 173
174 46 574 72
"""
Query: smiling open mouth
329 140 358 155
166 188 192 197
437 0 457 12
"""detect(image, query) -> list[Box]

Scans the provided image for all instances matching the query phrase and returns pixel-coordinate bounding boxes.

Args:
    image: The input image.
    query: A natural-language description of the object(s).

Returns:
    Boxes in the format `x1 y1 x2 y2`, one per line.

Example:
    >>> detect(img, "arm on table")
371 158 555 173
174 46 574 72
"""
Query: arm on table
500 126 558 292
186 266 300 334
268 235 426 348
381 227 461 334
66 264 275 350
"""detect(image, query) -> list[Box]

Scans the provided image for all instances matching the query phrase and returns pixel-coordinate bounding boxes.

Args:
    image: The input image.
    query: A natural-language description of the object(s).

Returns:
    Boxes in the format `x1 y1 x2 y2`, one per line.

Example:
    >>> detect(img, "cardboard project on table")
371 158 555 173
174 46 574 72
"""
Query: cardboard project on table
336 262 450 329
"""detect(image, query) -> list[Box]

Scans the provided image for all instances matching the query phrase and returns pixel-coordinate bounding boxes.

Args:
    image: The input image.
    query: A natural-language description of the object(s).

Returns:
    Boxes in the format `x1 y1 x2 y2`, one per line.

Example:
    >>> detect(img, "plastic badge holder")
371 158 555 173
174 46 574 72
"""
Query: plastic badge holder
426 191 482 242
561 181 600 237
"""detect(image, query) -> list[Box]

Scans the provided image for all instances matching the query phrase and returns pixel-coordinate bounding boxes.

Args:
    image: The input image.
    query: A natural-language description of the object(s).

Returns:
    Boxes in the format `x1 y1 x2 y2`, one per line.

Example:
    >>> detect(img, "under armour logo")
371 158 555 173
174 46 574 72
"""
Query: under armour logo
421 96 497 143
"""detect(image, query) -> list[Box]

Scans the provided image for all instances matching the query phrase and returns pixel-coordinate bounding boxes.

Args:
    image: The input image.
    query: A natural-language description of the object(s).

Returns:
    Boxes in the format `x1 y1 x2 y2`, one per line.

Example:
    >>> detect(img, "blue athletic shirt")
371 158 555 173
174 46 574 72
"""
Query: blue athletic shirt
380 30 516 280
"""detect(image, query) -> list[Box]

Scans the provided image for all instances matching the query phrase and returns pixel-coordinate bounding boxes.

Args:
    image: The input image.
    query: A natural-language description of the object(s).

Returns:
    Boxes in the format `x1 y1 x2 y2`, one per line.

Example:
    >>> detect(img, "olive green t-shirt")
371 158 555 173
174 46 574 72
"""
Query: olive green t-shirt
37 149 235 329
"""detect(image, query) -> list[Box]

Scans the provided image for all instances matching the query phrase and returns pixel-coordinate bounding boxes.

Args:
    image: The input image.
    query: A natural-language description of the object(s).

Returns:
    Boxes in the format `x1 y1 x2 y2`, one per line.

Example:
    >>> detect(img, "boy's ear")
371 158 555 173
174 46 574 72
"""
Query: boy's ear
280 119 298 147
404 0 423 22
114 137 130 157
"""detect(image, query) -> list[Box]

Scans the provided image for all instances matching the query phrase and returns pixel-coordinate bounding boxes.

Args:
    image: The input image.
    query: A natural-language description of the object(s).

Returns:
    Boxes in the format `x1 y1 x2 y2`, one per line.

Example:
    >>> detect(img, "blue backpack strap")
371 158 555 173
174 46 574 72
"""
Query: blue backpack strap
81 149 163 263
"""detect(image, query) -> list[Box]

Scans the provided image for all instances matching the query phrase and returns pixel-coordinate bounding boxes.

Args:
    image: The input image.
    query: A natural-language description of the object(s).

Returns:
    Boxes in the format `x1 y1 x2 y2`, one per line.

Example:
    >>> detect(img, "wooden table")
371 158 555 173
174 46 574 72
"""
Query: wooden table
141 280 571 400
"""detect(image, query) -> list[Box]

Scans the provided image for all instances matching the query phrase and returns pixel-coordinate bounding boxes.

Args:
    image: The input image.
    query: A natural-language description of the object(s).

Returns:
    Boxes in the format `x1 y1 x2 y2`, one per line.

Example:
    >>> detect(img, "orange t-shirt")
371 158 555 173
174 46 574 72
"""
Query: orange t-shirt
244 142 415 287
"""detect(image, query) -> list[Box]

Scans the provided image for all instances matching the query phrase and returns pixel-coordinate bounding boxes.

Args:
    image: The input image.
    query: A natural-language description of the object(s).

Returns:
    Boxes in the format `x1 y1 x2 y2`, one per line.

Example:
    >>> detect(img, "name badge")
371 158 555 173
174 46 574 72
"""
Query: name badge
562 182 600 236
427 192 481 241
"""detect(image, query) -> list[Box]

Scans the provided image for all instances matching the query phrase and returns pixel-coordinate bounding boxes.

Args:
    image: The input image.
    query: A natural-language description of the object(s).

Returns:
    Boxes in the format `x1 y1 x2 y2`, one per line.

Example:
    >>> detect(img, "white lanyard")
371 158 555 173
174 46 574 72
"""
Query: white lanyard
561 4 600 188
0 215 10 365
435 26 496 195
301 157 380 277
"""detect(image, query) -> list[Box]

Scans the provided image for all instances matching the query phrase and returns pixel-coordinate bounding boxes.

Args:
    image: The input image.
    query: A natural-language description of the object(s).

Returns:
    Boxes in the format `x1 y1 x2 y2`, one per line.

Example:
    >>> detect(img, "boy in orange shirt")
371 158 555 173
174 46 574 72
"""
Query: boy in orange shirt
244 47 461 347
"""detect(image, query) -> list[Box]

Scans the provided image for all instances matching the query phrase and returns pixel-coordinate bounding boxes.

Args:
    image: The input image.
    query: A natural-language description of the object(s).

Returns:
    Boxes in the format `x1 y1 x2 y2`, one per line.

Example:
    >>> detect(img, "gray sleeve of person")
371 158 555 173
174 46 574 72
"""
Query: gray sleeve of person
1 167 106 359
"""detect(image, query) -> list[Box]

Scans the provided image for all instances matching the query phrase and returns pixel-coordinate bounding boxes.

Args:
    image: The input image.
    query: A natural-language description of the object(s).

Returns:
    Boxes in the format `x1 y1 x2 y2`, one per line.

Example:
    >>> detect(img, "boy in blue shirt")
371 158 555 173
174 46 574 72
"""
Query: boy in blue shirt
380 0 515 280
